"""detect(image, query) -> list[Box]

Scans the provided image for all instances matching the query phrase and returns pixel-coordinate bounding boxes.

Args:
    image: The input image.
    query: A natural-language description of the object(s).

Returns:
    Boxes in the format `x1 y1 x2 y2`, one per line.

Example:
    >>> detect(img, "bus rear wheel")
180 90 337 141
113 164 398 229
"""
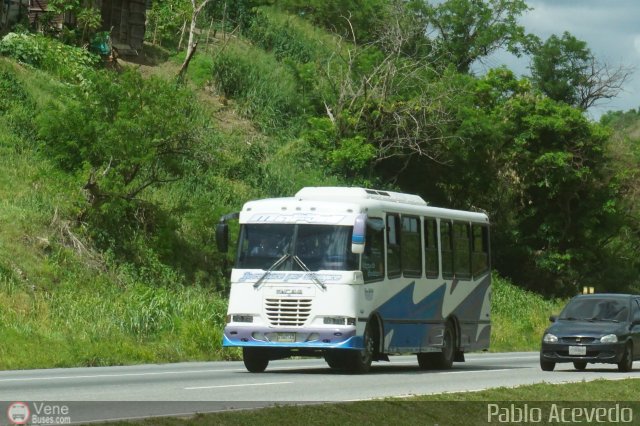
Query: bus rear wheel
417 353 437 369
243 347 269 373
433 322 455 369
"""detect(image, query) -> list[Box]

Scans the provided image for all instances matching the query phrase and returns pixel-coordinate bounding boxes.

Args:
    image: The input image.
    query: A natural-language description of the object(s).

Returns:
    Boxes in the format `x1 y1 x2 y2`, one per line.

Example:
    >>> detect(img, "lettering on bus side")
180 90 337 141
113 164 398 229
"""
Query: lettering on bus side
249 214 346 224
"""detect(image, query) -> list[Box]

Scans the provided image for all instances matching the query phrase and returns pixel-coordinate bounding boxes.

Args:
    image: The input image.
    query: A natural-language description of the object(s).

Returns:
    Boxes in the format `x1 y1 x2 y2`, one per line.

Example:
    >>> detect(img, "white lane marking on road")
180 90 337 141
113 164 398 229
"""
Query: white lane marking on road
465 355 539 361
185 381 292 390
0 368 246 383
432 368 512 375
386 355 537 366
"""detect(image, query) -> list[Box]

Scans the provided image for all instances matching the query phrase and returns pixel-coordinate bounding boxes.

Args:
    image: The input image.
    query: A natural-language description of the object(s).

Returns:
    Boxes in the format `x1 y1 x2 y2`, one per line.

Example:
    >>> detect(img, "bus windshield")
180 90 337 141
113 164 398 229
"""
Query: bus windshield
236 224 358 271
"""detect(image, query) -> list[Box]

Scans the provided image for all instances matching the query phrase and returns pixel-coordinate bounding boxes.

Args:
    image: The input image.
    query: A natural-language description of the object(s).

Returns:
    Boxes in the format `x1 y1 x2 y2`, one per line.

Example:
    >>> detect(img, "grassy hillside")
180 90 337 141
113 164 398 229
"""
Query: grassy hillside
0 13 566 369
0 55 244 369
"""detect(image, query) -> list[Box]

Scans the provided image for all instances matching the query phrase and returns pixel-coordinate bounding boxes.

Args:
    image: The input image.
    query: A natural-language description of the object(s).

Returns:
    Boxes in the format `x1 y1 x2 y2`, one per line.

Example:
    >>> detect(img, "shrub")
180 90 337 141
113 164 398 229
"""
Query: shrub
245 8 325 63
212 44 304 131
0 33 99 82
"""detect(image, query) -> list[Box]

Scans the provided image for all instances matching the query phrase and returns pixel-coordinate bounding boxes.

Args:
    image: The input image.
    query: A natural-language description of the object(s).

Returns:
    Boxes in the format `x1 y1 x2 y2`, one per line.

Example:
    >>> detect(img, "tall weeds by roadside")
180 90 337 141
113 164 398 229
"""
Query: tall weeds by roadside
491 274 566 352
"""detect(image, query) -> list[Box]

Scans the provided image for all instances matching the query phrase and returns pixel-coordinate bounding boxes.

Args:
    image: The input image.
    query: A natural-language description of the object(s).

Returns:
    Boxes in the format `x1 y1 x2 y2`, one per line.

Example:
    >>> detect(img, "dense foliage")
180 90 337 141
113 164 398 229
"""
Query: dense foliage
2 0 639 303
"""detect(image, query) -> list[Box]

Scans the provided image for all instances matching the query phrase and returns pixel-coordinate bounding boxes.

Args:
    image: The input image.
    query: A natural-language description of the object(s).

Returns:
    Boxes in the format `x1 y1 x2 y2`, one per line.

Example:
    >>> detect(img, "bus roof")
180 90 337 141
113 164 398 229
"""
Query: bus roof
296 187 427 206
240 187 489 224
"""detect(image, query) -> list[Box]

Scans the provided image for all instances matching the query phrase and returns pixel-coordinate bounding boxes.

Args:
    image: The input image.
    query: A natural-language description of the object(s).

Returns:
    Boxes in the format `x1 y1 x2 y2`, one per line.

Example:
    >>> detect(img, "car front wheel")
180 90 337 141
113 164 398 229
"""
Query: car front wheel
618 342 633 372
540 354 555 371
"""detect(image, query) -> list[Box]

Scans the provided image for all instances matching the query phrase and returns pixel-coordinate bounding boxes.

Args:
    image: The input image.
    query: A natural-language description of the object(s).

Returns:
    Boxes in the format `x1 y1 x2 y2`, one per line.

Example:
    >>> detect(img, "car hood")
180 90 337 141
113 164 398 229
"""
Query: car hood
546 320 624 337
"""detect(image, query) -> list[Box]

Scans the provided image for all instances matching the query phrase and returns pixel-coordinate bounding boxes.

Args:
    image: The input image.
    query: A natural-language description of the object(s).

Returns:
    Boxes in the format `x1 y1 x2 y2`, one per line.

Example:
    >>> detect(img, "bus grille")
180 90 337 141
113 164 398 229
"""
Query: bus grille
265 298 312 327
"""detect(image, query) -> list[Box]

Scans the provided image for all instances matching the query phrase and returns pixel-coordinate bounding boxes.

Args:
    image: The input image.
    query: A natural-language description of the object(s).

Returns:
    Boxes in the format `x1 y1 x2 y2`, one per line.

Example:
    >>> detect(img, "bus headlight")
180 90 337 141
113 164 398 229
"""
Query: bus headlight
323 317 356 326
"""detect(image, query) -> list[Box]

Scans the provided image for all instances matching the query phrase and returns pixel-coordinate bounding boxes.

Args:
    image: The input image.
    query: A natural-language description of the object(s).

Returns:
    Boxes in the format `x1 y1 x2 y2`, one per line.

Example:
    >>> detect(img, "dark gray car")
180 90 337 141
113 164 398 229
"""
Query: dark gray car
540 294 640 372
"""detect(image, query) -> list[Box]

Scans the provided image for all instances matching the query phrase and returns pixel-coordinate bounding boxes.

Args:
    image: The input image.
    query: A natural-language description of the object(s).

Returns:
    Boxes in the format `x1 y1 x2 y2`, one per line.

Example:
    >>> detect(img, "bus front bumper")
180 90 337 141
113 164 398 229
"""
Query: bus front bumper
223 325 361 349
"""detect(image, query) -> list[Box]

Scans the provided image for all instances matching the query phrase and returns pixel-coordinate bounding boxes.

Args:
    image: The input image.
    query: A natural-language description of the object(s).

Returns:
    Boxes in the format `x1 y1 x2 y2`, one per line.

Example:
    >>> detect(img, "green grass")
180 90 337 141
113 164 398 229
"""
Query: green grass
490 274 566 351
0 60 239 369
98 379 640 426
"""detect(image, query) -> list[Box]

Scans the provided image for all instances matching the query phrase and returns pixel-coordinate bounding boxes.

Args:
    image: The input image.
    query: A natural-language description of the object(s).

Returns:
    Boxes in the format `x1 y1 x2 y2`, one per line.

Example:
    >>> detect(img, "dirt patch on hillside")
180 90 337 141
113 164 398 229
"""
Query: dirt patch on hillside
116 43 260 138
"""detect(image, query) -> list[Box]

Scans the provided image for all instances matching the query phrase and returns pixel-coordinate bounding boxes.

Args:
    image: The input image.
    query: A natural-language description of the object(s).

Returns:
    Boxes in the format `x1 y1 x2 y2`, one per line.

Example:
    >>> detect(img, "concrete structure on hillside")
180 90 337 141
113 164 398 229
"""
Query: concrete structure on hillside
1 0 148 55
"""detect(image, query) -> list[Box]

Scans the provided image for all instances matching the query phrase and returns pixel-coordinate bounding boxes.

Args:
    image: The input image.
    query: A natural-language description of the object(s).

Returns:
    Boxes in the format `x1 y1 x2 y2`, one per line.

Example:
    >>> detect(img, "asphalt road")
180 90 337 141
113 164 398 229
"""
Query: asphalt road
0 352 638 424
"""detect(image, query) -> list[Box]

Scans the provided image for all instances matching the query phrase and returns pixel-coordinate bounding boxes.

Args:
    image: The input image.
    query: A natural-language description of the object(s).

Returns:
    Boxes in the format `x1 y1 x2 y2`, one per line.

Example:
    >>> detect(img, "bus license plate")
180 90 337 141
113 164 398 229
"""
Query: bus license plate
569 346 586 356
276 332 296 343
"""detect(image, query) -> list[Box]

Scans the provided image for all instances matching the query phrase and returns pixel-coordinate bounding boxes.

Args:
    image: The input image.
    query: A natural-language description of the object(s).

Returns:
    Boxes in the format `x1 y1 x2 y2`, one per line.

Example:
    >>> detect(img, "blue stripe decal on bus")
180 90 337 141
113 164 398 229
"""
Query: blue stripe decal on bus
377 281 445 320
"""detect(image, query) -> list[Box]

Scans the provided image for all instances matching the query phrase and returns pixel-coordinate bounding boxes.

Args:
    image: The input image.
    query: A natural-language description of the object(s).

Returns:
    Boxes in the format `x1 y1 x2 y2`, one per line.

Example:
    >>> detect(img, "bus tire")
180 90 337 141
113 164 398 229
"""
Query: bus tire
324 350 348 370
345 322 374 374
433 321 455 370
417 353 437 369
243 347 269 373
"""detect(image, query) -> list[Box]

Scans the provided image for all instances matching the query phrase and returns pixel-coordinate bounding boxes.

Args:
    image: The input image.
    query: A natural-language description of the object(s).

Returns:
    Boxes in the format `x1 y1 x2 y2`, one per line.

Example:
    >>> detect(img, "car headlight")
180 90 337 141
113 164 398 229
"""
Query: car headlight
600 334 618 343
543 333 558 343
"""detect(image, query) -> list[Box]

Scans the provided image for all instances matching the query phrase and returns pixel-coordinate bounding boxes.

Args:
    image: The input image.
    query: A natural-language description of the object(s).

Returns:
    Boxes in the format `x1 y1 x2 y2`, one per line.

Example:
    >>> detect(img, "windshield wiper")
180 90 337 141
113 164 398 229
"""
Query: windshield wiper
253 254 290 289
293 255 326 290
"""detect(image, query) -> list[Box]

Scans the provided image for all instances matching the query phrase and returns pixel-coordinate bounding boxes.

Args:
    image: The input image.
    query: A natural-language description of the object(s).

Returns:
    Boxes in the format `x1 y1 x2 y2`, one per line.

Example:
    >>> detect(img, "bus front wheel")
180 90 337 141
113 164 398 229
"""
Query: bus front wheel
346 322 374 374
324 350 348 370
243 347 269 373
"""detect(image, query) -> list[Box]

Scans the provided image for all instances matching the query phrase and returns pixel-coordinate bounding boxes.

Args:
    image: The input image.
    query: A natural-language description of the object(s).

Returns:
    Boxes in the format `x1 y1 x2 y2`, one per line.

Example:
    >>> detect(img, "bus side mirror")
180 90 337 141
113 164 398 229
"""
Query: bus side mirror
216 223 229 253
351 214 366 254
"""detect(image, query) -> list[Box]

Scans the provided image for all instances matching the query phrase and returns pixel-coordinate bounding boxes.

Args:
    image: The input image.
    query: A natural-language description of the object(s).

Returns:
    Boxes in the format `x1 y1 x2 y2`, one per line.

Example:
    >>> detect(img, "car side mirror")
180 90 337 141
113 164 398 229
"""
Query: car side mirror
549 315 557 323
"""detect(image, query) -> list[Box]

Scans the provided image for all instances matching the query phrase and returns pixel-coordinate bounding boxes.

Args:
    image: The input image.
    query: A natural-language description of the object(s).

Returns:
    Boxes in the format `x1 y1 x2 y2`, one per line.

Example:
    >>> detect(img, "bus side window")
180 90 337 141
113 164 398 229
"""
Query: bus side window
386 214 401 278
424 218 439 278
440 220 454 279
402 216 422 278
362 218 385 282
472 225 489 278
453 222 471 280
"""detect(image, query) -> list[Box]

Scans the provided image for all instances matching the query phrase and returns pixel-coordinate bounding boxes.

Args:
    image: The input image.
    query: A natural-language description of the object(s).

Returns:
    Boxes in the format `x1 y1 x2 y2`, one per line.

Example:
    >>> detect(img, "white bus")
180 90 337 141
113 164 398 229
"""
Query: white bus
216 187 491 373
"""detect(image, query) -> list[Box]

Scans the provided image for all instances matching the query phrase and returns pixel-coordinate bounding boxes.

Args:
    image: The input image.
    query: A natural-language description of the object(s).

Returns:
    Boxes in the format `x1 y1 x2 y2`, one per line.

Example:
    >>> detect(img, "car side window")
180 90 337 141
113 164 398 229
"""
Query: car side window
634 300 640 322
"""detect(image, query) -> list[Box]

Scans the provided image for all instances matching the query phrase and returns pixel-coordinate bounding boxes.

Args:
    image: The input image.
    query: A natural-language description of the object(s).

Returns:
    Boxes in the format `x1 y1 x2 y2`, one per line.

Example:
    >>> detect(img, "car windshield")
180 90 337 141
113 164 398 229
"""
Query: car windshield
236 224 358 271
559 297 629 322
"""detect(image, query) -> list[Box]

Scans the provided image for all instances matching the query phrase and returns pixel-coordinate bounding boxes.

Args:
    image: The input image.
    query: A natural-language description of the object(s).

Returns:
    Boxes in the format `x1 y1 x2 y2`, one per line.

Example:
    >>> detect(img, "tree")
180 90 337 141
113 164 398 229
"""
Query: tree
179 0 215 79
530 32 634 110
416 0 535 73
37 70 203 210
42 0 102 45
317 3 462 179
383 68 621 295
146 0 192 48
